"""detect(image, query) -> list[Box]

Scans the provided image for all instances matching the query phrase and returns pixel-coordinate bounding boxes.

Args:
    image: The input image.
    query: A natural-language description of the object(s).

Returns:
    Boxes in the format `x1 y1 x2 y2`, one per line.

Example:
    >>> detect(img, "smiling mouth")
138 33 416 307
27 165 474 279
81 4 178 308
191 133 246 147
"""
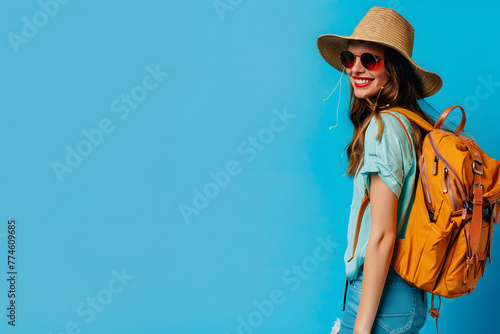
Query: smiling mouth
353 78 374 87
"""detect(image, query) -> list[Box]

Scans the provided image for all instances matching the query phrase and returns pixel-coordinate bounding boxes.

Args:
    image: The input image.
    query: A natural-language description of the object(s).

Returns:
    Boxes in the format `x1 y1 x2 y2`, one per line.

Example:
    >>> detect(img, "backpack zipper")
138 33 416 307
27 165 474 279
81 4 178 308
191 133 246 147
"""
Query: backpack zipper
428 133 468 201
420 155 436 212
445 167 461 212
443 167 449 194
442 166 461 212
433 156 439 175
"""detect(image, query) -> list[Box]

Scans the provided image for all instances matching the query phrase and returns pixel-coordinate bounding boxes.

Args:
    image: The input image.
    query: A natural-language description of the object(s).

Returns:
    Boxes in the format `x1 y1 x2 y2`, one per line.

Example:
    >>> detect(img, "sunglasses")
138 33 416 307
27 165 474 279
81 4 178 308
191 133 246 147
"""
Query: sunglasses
340 51 384 71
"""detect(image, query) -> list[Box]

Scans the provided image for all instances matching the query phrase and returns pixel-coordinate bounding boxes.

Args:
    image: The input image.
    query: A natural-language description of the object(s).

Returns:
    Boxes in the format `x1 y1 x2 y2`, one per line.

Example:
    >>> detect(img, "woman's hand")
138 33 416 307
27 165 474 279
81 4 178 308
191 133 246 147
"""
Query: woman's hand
353 172 398 332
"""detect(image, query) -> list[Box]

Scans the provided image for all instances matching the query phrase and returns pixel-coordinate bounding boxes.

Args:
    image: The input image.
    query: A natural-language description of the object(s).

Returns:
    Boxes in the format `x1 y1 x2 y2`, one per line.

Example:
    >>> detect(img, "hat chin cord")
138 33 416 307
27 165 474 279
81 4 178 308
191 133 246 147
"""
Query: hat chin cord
324 67 346 130
325 76 388 130
371 86 385 112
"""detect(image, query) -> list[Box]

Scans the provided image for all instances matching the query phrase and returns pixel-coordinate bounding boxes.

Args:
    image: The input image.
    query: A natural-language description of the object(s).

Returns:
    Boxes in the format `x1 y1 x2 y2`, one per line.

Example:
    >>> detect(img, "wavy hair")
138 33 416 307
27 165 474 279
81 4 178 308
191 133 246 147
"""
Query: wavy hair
345 43 437 178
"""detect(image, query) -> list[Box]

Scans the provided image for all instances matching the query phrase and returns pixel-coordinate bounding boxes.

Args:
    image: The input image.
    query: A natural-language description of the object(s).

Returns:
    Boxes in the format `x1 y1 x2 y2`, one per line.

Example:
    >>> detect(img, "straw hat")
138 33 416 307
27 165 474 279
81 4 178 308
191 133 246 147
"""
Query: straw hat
317 6 442 98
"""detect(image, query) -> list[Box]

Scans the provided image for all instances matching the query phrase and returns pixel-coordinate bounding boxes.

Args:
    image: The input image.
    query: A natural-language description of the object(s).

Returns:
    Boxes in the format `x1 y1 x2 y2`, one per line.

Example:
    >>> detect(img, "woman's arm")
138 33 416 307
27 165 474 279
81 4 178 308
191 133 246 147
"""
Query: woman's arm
353 173 398 334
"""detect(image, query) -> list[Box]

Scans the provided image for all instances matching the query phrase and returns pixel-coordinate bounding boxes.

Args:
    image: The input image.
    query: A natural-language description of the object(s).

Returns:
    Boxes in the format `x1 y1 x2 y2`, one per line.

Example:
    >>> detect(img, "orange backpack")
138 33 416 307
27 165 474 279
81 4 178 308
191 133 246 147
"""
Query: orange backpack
350 106 500 332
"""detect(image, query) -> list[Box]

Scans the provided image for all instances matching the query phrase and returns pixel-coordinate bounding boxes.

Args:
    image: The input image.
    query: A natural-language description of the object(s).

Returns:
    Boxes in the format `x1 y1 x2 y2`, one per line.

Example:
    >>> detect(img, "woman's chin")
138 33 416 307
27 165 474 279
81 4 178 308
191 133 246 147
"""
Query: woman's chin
354 89 378 101
354 91 370 100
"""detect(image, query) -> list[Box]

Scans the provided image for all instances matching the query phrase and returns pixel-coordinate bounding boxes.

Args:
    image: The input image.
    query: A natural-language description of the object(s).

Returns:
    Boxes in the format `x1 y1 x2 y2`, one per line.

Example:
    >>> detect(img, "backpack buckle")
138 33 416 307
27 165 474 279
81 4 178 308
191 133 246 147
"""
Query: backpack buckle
473 183 484 194
473 160 484 175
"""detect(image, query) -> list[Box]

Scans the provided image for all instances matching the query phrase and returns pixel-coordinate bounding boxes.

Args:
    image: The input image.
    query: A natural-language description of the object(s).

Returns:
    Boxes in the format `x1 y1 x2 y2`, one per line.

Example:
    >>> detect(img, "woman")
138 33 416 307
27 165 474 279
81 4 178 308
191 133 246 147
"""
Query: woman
316 7 442 334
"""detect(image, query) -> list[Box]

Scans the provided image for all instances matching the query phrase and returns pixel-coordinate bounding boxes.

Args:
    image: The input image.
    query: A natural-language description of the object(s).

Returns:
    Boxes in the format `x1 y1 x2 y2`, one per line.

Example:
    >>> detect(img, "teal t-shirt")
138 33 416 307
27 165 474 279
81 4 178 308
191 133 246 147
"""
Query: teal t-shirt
344 111 417 281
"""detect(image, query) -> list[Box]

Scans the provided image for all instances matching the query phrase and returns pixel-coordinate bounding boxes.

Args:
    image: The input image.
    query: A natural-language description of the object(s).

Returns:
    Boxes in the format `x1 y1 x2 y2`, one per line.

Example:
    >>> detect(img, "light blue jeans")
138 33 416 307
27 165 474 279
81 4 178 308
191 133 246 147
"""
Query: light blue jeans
334 266 427 334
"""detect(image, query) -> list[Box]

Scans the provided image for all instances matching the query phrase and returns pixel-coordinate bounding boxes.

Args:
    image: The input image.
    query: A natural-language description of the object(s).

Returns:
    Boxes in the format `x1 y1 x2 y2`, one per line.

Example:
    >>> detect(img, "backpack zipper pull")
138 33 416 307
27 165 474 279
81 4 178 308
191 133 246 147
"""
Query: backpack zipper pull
462 200 473 220
432 156 439 175
462 208 467 220
443 167 449 194
462 201 468 220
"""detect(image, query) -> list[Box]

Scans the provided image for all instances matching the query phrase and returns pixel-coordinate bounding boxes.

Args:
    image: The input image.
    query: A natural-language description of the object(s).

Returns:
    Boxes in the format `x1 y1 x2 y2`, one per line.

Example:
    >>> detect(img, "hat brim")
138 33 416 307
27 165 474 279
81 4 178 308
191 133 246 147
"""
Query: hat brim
317 34 442 98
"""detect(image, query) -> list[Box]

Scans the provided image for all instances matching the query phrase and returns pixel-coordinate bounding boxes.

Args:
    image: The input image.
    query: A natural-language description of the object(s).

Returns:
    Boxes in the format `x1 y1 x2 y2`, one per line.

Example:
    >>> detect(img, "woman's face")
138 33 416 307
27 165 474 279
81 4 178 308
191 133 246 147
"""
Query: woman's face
346 41 389 101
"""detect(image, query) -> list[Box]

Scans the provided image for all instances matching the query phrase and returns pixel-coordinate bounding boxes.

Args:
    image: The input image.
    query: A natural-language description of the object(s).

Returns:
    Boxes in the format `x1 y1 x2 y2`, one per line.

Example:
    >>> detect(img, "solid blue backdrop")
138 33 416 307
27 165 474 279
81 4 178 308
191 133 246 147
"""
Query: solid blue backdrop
0 0 499 333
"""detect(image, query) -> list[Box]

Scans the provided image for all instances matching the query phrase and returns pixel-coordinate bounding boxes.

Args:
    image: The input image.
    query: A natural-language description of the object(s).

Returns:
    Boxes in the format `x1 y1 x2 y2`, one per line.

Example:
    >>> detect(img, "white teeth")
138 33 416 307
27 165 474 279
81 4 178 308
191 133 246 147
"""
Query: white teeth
354 79 373 84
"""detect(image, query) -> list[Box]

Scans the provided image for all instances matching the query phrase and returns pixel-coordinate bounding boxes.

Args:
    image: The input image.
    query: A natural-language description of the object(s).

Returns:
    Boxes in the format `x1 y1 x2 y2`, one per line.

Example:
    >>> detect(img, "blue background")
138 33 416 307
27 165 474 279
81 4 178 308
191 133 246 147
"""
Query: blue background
1 0 499 333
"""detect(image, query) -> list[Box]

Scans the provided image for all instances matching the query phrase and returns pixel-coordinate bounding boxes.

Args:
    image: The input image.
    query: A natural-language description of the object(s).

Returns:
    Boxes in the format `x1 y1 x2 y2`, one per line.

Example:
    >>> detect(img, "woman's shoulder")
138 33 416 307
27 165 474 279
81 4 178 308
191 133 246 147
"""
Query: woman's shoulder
365 110 414 142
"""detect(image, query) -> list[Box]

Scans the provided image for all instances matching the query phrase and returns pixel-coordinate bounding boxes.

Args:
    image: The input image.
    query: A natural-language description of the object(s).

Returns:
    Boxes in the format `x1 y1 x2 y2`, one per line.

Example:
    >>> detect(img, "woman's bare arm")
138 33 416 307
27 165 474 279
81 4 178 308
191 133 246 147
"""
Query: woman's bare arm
353 173 398 334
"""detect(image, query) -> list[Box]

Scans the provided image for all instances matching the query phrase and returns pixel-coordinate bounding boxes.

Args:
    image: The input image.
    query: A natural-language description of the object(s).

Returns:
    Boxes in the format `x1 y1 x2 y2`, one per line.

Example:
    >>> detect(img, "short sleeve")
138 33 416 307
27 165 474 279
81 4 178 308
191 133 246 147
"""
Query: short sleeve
358 114 413 198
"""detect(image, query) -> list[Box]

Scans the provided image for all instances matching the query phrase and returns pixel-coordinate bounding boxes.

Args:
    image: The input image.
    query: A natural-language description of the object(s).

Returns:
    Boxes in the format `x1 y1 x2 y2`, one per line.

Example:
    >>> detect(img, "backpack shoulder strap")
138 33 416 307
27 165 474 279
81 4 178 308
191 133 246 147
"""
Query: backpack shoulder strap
388 107 434 132
347 185 370 263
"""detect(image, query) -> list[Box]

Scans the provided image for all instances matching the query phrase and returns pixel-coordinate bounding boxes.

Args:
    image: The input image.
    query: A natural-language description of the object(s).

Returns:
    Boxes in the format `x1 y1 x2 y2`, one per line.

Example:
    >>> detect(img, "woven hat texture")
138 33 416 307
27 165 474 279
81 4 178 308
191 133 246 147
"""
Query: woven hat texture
317 6 442 98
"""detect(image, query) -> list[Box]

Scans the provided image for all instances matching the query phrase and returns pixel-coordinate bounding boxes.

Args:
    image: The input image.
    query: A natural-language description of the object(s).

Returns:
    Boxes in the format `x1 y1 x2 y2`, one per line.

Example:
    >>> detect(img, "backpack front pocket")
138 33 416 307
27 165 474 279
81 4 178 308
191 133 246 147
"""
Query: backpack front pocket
441 219 490 296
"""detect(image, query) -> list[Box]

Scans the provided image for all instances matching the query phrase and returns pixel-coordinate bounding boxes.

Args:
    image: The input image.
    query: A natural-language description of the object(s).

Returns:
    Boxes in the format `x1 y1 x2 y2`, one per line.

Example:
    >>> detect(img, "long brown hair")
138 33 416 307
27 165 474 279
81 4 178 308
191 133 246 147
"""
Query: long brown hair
345 43 437 177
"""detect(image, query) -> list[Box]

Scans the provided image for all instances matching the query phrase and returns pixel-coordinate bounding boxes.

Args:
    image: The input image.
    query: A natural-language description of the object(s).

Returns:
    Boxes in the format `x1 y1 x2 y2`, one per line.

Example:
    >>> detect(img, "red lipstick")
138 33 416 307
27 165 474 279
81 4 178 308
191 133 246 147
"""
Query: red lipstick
352 76 374 88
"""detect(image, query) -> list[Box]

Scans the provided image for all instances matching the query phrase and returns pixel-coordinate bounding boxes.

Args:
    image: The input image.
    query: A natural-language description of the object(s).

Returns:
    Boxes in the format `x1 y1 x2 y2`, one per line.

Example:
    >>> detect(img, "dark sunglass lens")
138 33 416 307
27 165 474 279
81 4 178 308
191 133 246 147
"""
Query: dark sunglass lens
340 51 355 68
361 53 377 70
